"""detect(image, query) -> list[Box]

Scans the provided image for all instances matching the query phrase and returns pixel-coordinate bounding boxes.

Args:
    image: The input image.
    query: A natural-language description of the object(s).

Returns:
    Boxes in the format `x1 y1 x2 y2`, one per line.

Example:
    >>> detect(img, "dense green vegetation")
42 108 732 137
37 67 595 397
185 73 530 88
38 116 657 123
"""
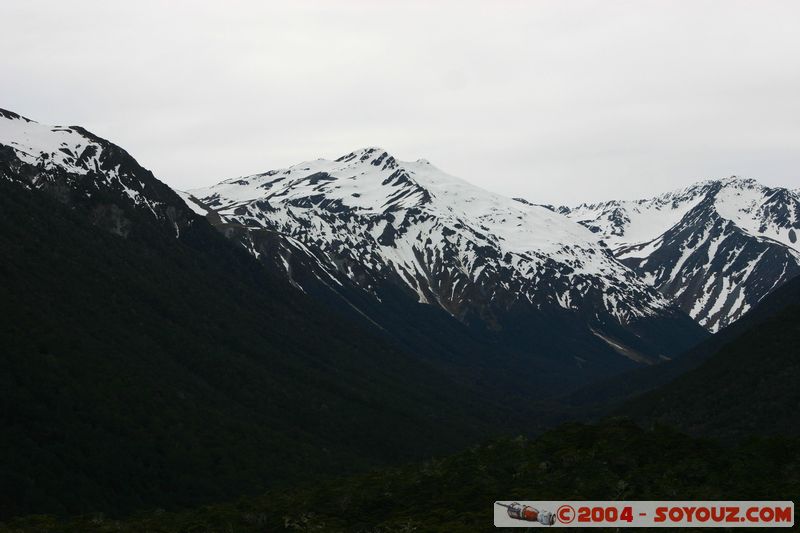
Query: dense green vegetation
2 420 797 532
622 276 800 440
0 178 508 519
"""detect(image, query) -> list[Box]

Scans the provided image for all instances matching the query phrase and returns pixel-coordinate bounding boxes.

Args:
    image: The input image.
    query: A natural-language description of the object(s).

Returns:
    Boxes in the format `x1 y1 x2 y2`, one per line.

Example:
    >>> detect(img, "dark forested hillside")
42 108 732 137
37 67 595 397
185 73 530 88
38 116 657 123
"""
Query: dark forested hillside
566 274 800 418
620 276 800 440
0 178 507 519
3 420 797 532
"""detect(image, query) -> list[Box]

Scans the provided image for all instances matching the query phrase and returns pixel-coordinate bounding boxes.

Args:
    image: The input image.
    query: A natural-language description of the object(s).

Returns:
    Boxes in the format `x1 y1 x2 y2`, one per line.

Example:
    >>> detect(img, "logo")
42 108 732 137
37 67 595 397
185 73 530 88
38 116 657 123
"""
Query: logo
556 504 576 524
496 502 555 526
494 501 794 528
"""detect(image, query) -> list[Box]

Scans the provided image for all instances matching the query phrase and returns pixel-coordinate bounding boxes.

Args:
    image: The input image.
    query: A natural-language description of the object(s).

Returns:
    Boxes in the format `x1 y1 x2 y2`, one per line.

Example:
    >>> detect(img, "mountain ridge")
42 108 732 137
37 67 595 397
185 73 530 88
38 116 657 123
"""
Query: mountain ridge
560 176 800 331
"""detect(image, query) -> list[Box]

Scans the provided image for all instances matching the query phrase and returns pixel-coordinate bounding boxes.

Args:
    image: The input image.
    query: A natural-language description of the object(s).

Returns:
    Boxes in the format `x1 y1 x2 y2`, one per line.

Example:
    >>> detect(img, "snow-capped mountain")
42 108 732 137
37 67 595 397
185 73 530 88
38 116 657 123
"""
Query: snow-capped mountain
187 147 706 381
0 108 194 237
191 148 667 322
560 177 800 331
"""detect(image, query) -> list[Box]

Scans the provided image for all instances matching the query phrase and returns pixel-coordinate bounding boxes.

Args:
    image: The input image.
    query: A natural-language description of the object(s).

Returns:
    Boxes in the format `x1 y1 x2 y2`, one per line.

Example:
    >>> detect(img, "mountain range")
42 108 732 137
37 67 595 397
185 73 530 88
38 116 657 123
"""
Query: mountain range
559 178 800 332
2 106 799 522
3 106 798 407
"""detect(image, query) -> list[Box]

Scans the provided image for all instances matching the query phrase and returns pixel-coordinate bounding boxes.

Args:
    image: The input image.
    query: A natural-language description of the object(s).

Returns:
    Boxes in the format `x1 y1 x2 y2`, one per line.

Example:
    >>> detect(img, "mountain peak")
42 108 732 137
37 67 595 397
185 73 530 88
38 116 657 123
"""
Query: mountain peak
0 108 35 123
717 175 760 188
0 108 192 235
335 146 394 164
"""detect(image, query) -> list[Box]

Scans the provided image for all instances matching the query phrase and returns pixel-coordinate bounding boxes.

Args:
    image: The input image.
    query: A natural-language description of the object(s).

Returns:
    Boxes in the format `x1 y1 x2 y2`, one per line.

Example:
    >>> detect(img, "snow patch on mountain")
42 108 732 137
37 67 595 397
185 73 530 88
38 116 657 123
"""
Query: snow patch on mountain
712 178 800 252
175 190 211 216
560 181 712 248
0 111 102 175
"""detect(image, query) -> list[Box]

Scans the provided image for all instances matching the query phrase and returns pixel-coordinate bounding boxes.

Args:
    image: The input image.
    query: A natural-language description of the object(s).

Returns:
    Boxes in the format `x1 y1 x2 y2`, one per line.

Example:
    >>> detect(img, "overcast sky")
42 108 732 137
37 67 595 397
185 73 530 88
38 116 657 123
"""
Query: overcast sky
3 1 799 205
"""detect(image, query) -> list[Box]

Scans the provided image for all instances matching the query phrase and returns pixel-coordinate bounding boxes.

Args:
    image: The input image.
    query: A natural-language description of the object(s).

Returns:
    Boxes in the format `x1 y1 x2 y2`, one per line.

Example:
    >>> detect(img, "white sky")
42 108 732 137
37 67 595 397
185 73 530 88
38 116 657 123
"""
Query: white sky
3 0 799 205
